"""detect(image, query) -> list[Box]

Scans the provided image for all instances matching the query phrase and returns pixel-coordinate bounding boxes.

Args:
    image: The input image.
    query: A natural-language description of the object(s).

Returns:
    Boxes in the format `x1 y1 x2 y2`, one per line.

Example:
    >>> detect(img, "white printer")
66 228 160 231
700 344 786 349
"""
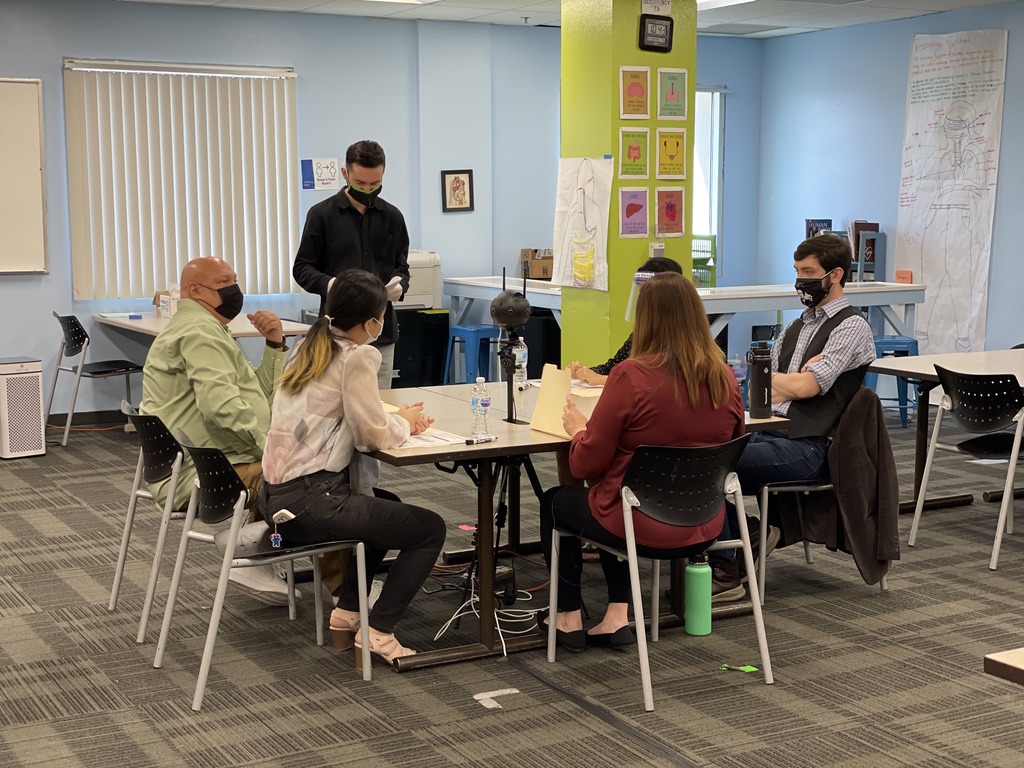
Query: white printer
402 250 442 309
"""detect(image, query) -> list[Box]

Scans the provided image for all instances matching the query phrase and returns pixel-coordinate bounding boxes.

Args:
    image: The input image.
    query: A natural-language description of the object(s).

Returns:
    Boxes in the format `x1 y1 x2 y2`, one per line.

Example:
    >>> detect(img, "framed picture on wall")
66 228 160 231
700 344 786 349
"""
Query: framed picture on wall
441 169 474 212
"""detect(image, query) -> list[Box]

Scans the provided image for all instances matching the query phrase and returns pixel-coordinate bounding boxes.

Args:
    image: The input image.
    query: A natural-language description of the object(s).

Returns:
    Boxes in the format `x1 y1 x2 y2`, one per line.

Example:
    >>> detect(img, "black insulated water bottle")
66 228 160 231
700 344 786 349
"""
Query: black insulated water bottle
747 342 772 419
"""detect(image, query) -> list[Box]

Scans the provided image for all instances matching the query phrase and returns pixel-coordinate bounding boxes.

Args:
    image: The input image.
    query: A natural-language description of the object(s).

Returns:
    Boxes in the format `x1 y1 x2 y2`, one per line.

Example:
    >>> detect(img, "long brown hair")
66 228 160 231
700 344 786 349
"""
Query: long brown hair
631 272 732 409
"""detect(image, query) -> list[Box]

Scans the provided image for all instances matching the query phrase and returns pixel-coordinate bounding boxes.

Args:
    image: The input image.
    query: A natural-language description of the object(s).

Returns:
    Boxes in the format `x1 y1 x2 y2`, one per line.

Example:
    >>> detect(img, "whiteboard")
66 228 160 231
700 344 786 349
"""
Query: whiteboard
0 79 47 273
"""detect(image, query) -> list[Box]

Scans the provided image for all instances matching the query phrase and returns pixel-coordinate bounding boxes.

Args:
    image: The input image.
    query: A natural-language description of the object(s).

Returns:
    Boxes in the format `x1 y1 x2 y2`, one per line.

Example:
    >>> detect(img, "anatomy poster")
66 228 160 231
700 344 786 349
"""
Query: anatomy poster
552 157 613 291
895 30 1007 354
620 67 650 119
656 187 684 237
656 128 685 179
658 68 687 120
619 128 649 179
619 188 649 238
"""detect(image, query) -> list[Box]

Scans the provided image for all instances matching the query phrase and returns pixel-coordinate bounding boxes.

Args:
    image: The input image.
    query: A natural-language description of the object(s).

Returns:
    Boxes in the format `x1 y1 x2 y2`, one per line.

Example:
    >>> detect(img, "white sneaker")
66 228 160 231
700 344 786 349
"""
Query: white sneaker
229 565 301 606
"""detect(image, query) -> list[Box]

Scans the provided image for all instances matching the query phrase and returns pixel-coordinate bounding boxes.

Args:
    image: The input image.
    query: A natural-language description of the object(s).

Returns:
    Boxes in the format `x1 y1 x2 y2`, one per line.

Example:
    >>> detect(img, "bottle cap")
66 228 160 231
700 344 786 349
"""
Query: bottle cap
688 553 709 565
475 376 485 384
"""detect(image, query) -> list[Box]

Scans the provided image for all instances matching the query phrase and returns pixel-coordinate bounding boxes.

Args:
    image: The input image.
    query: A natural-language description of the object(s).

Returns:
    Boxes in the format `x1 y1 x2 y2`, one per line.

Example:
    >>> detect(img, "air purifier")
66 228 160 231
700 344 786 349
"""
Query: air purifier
0 357 46 459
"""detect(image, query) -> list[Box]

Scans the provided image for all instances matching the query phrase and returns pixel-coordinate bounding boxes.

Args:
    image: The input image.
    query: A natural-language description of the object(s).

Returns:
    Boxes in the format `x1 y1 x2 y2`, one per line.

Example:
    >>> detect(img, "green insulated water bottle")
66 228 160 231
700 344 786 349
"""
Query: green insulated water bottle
684 555 712 636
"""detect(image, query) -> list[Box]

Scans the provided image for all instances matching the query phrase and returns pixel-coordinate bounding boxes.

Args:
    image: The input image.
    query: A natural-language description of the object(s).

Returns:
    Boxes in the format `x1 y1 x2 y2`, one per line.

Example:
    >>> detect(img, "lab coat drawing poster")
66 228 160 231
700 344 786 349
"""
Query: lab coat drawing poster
552 157 612 291
895 29 1007 354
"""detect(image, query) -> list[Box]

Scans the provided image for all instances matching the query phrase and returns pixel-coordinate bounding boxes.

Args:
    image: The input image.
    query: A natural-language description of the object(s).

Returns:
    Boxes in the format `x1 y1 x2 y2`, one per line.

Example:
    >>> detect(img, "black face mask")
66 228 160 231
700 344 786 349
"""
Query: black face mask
347 184 381 208
200 283 244 320
794 269 835 308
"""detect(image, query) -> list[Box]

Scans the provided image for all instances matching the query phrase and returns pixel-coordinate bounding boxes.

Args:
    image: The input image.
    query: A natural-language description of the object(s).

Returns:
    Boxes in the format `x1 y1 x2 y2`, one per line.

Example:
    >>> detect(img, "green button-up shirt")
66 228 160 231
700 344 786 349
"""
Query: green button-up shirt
140 299 286 509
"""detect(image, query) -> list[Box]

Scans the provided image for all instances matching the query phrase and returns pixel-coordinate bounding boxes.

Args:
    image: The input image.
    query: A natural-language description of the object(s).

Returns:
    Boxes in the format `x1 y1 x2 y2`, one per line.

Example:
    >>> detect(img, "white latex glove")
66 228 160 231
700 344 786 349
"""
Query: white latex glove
386 275 403 302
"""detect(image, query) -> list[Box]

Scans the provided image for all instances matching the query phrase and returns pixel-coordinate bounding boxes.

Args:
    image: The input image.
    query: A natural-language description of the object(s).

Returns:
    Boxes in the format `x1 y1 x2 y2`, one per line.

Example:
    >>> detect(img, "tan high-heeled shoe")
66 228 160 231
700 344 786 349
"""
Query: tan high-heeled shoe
354 628 416 667
329 608 360 651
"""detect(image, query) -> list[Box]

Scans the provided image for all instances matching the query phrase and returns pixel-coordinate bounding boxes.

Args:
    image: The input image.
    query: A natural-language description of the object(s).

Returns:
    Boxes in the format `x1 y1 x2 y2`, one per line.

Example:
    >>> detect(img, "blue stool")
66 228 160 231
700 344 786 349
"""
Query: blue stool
443 324 501 384
863 335 918 427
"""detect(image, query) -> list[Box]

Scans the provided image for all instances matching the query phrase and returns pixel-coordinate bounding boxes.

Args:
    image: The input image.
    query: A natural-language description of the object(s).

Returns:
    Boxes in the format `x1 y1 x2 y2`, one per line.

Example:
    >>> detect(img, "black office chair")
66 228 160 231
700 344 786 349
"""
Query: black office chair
110 402 187 646
547 435 773 712
153 435 372 711
908 365 1024 570
45 312 143 446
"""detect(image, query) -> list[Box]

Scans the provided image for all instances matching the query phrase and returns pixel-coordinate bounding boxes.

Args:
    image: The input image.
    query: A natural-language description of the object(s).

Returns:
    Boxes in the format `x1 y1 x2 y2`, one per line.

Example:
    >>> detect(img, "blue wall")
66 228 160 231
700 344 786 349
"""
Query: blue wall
3 0 1023 418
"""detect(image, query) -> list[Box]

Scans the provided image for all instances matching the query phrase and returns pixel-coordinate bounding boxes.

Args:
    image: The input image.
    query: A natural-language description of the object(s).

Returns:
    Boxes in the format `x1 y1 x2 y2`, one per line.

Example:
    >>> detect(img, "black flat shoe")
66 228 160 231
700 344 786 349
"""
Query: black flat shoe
586 625 636 649
535 611 587 653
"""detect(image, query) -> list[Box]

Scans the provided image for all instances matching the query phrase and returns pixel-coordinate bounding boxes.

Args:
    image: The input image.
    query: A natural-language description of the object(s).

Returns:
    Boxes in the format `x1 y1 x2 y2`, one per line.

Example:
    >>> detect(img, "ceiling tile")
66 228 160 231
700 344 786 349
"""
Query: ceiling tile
466 9 561 24
215 0 335 9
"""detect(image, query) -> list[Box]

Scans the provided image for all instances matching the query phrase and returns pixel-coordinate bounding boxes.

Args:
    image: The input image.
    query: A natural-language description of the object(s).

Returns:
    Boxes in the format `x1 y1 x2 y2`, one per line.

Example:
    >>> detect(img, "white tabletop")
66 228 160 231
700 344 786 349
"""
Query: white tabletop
868 348 1024 382
95 311 310 339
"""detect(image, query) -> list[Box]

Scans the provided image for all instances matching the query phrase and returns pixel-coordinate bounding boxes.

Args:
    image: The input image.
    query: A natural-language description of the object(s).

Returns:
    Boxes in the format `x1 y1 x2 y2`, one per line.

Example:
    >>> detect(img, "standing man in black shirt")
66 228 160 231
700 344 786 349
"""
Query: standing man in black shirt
293 140 411 390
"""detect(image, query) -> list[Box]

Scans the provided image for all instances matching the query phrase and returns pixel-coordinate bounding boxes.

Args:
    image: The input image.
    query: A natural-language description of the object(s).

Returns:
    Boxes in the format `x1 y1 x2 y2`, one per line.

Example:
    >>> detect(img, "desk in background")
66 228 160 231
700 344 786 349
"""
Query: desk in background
95 312 310 339
443 277 925 339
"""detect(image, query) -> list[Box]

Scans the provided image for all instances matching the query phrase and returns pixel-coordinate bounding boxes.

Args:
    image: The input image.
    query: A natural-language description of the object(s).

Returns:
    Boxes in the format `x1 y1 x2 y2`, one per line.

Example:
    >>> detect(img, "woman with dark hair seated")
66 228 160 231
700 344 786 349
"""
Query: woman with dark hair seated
540 272 744 649
568 256 684 386
261 269 446 664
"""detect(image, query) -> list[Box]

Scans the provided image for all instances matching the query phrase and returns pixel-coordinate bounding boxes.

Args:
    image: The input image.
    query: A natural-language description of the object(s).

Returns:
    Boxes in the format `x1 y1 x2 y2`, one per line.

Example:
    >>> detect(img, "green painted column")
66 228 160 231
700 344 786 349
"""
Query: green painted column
560 0 695 366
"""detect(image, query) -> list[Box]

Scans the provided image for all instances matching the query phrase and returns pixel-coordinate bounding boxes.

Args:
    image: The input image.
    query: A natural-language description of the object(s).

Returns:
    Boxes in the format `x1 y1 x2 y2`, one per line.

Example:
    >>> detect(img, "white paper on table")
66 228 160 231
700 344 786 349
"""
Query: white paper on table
382 401 399 413
570 385 603 398
402 429 466 448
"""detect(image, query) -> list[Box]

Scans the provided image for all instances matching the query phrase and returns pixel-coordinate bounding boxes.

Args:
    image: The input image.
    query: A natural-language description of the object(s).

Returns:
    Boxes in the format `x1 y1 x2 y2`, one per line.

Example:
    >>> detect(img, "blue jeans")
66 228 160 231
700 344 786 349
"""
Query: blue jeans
715 430 829 561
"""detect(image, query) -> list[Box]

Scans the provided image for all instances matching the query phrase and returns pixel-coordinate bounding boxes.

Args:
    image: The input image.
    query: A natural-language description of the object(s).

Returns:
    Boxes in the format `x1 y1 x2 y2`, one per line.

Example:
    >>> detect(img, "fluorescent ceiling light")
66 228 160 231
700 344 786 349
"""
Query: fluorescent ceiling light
697 0 756 10
360 0 442 4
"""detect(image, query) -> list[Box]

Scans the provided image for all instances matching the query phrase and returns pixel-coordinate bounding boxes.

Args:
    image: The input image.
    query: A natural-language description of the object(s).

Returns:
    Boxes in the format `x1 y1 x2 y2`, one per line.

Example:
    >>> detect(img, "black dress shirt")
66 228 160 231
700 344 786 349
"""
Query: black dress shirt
293 189 411 346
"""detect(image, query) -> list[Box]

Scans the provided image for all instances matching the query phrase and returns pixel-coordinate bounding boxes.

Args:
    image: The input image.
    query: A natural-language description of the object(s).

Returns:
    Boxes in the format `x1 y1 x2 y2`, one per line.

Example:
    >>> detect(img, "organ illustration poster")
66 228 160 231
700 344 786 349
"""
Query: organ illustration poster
619 128 649 179
619 188 649 238
656 128 685 180
658 68 687 120
620 66 650 120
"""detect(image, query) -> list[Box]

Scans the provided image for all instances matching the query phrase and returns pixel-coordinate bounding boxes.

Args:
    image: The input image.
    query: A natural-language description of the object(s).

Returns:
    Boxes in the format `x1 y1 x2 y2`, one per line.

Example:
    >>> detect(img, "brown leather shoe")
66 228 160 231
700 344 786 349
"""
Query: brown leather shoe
711 560 744 602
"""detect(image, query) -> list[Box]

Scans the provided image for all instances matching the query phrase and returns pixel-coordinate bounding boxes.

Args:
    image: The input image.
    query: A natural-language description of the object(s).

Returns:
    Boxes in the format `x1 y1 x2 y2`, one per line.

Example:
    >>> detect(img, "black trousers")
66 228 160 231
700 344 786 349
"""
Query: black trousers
539 486 716 613
261 469 446 634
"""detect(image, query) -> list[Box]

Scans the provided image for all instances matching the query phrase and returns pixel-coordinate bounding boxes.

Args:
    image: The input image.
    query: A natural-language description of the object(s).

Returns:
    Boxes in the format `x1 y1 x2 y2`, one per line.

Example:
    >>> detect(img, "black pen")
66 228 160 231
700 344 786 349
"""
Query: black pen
466 436 498 445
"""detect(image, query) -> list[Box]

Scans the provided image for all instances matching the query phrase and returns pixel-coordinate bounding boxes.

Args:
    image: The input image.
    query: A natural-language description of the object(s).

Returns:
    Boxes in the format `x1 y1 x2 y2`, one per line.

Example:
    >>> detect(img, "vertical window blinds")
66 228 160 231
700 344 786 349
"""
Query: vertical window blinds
63 59 299 300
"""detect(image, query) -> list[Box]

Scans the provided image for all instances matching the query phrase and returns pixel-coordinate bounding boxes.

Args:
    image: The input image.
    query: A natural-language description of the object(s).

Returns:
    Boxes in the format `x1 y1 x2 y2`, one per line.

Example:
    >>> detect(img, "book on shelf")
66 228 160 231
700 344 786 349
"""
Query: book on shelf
805 218 833 239
847 220 880 266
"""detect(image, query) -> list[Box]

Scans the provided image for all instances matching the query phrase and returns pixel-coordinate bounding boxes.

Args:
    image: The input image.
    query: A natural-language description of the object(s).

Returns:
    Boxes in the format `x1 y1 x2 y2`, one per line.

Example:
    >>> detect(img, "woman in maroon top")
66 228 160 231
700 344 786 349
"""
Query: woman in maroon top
539 272 745 650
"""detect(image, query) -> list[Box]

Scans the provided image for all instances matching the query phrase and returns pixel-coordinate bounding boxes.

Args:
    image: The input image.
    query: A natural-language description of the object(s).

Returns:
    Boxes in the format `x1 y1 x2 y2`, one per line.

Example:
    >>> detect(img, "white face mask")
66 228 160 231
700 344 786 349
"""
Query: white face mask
365 316 383 344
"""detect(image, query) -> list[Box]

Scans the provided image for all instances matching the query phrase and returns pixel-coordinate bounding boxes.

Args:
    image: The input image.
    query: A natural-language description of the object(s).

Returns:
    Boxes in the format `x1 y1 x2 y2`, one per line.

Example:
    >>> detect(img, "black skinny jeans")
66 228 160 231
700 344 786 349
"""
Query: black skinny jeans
261 469 446 634
539 486 716 612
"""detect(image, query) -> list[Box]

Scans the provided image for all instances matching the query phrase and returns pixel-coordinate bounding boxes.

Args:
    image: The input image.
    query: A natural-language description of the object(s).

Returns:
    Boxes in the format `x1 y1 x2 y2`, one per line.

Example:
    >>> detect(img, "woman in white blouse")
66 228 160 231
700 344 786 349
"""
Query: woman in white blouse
261 269 446 665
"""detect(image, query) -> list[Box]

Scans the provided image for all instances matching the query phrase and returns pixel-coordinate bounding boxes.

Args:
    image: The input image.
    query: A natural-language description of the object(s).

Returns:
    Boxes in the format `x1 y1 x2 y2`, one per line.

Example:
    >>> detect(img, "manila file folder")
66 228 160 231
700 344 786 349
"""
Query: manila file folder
529 363 572 439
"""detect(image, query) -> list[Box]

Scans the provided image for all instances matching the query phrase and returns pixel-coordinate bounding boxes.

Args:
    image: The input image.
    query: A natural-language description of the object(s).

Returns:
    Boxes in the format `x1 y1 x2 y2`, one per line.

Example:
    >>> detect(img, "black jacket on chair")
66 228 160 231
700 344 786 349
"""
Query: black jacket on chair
772 388 900 585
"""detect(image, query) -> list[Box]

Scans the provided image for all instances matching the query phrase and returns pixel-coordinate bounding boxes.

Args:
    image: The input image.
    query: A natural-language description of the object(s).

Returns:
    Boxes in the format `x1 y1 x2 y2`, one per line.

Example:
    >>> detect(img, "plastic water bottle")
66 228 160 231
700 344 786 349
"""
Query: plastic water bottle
512 339 529 392
470 377 491 439
684 554 712 636
747 341 773 419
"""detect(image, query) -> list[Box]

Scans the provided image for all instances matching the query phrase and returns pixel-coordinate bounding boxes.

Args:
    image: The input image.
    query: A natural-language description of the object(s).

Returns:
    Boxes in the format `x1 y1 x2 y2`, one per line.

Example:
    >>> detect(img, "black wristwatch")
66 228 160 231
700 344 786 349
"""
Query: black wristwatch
266 339 288 350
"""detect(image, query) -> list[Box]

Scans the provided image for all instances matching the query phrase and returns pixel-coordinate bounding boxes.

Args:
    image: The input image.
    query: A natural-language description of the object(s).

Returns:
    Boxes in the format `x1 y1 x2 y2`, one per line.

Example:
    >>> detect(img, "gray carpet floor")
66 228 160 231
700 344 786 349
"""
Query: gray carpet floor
2 407 1024 767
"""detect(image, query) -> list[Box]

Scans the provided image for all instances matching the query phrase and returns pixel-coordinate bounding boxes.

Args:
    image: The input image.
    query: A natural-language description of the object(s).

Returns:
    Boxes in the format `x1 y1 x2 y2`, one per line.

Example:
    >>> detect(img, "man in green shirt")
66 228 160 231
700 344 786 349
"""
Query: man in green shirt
141 256 293 605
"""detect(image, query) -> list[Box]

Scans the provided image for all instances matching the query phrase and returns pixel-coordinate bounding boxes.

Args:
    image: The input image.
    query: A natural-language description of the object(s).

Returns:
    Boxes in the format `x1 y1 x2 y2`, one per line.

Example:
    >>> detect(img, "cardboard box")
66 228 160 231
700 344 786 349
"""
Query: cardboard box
520 248 554 280
152 291 178 318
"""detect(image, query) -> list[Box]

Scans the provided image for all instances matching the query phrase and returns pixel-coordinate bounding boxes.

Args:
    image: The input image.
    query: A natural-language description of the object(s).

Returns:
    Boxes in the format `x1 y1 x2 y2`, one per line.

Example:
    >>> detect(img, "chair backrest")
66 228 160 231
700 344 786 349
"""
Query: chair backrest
622 434 751 527
121 401 183 484
179 438 248 525
53 311 90 357
934 365 1024 435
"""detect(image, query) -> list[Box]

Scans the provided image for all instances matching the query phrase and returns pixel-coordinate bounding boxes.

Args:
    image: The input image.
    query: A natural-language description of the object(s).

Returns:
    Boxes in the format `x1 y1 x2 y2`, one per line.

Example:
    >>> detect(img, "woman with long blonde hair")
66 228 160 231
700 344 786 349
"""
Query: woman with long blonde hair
538 272 744 650
262 269 445 664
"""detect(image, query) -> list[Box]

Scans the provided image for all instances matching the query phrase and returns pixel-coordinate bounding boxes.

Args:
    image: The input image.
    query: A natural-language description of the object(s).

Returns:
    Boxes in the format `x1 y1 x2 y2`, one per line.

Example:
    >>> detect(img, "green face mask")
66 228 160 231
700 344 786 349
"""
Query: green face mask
347 183 382 207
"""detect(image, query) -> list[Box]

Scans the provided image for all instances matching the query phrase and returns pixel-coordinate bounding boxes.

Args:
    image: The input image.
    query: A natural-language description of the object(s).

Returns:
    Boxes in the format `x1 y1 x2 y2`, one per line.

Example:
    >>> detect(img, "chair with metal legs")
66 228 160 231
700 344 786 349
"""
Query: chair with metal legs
109 402 187 646
45 312 142 446
547 435 773 712
908 365 1024 570
153 436 371 711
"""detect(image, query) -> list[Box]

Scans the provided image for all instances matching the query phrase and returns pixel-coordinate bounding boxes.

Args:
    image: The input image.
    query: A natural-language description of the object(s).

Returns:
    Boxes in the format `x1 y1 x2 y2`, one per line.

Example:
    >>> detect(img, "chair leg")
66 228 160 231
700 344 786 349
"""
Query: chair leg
442 336 456 385
356 543 372 679
192 505 246 711
154 493 200 669
879 576 889 592
989 419 1024 571
62 362 86 447
624 537 654 711
795 495 813 564
909 407 946 547
312 555 325 647
110 450 144 612
286 561 297 621
758 486 769 605
464 335 481 384
734 494 773 685
44 343 63 424
138 464 182 644
650 560 660 643
547 535 560 663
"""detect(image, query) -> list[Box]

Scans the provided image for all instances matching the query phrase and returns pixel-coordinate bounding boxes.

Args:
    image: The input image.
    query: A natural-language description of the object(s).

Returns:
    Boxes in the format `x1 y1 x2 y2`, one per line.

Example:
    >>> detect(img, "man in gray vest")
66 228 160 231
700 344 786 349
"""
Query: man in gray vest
711 234 877 601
